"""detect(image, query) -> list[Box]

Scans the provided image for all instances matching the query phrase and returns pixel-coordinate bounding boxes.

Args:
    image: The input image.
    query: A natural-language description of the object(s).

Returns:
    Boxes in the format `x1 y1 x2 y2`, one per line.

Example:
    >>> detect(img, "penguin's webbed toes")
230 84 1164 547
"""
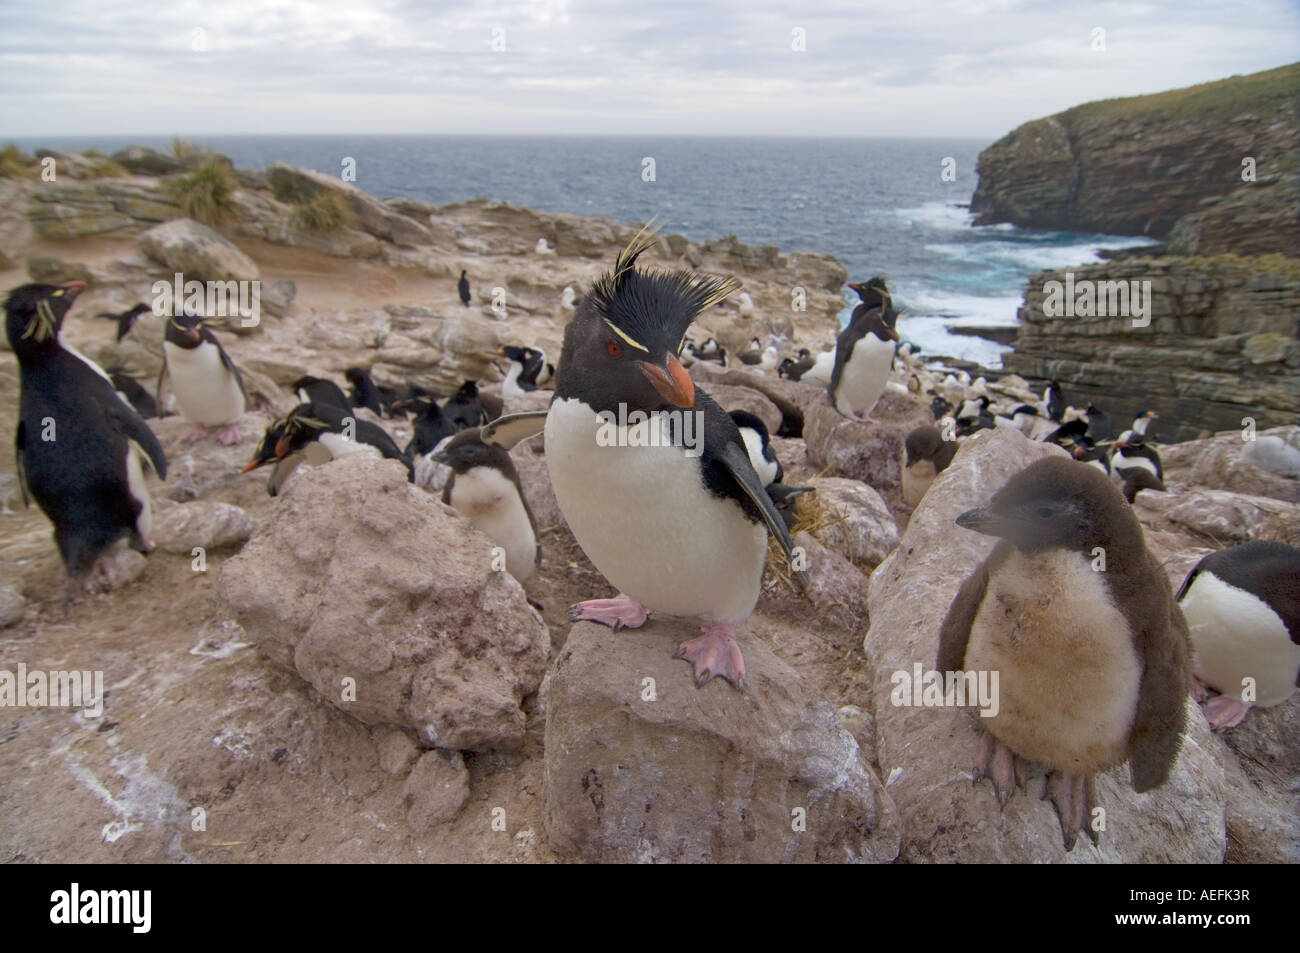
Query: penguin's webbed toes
674 623 746 691
568 597 650 631
1046 772 1097 851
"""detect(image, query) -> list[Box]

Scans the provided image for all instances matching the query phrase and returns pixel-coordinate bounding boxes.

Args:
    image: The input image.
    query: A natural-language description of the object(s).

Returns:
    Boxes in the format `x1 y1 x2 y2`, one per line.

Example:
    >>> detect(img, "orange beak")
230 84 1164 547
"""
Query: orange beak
637 353 695 408
887 327 900 342
240 459 264 473
62 280 87 298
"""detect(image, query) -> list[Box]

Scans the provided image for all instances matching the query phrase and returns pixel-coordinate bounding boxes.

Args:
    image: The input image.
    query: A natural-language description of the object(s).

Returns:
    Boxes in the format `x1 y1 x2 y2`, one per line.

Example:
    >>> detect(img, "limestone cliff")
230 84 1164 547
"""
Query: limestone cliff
970 63 1300 255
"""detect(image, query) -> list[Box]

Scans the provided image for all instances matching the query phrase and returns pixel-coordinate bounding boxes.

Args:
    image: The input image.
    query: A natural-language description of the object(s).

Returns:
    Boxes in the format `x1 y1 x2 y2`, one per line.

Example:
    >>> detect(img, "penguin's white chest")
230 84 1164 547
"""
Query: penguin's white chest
1111 451 1158 481
164 341 244 426
963 548 1141 774
834 334 893 415
447 466 537 583
545 398 767 622
1180 572 1299 706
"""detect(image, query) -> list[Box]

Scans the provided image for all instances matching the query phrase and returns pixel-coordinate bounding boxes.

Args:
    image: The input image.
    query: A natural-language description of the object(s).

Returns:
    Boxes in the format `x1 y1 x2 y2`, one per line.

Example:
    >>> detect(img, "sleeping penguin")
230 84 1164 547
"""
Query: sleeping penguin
242 401 412 495
481 230 806 689
433 428 539 583
160 312 246 445
6 282 167 598
828 281 899 420
1177 541 1300 729
938 457 1190 849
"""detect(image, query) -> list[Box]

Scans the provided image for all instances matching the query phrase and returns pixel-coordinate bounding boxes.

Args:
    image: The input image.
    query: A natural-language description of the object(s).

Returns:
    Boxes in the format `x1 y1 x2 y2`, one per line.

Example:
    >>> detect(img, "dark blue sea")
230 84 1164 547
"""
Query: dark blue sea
11 135 1155 366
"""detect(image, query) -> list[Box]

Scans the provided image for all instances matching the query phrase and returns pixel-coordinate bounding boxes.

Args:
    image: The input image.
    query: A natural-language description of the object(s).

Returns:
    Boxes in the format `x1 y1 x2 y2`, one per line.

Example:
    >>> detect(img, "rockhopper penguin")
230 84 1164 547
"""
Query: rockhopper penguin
481 231 806 689
434 427 539 583
1177 541 1300 729
828 280 899 420
937 456 1190 849
161 312 246 444
6 282 167 595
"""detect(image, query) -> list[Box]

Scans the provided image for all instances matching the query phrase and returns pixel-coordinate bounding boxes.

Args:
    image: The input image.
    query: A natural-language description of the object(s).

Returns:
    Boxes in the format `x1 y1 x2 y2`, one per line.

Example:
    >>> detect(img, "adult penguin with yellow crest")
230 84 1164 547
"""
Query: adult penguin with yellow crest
5 282 167 598
482 230 805 690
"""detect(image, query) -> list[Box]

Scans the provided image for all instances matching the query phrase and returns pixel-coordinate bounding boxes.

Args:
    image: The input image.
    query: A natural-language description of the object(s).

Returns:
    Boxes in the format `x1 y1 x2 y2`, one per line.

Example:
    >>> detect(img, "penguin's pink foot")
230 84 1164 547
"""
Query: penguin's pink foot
974 730 1018 807
1202 694 1250 730
674 621 746 690
1046 771 1098 851
183 426 209 442
217 424 241 445
569 597 649 631
853 412 879 424
1191 676 1209 703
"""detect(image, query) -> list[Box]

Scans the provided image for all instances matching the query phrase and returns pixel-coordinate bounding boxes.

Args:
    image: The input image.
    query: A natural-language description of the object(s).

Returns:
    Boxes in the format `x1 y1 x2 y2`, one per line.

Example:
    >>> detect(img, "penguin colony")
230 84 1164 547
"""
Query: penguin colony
5 233 1296 856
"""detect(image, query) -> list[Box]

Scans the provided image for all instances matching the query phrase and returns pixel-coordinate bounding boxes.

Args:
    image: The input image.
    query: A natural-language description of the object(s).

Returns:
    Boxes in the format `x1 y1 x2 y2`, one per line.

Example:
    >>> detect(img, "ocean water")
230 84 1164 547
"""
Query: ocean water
11 135 1155 367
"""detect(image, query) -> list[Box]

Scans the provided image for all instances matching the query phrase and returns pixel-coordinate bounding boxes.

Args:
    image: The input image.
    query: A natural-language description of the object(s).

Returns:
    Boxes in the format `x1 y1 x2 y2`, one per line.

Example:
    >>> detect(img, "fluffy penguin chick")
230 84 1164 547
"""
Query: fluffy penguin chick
434 428 539 583
901 425 957 507
937 456 1189 850
6 282 167 596
162 312 246 444
537 231 803 690
1177 541 1300 729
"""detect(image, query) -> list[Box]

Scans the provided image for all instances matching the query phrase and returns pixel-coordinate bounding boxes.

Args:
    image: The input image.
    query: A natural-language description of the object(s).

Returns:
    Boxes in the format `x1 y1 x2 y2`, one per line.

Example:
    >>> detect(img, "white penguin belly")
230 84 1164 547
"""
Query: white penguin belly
963 548 1141 774
1181 573 1299 706
125 442 151 542
738 428 777 486
1112 453 1158 481
449 466 537 583
318 432 380 459
801 351 835 386
835 336 894 416
545 398 767 622
164 341 244 426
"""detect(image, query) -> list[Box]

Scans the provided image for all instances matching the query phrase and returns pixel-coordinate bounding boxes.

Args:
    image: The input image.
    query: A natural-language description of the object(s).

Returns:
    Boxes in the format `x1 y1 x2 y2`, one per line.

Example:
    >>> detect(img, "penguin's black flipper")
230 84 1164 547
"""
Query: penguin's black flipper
716 439 807 582
827 324 853 400
203 327 248 401
14 421 32 506
481 410 549 450
1127 563 1190 793
99 390 168 480
937 542 1006 673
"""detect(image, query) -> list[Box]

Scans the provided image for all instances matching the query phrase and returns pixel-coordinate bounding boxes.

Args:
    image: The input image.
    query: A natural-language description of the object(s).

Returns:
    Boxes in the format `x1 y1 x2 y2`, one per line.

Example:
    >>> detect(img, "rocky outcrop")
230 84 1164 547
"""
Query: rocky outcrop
543 618 900 863
1003 256 1300 444
266 163 434 248
219 455 549 752
28 179 182 239
971 62 1300 255
864 428 1229 862
139 218 261 284
1160 425 1300 502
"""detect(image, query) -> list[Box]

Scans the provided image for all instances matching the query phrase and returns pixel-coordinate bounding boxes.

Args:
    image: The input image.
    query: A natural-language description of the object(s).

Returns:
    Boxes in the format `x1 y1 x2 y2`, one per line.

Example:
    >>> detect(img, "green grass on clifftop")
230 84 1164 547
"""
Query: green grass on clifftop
1063 62 1300 125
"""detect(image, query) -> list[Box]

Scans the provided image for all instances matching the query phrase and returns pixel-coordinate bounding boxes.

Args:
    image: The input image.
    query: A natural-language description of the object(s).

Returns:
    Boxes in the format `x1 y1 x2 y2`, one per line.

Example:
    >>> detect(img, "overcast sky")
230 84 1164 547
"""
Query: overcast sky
1 0 1296 138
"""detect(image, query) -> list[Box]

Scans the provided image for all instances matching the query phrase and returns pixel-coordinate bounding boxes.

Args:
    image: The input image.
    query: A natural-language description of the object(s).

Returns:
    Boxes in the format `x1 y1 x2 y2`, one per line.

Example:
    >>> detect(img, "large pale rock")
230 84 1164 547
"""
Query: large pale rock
139 218 260 284
0 583 25 628
219 455 549 751
153 500 257 553
266 163 433 247
1161 426 1300 503
1134 487 1296 545
543 618 900 863
864 428 1228 862
111 146 182 175
801 476 899 572
28 180 181 238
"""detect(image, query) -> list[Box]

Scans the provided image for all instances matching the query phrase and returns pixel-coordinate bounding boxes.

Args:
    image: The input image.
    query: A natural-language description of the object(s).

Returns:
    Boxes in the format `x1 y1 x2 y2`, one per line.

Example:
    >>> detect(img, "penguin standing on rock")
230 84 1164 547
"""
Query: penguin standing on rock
828 283 899 420
458 270 471 307
1044 381 1066 423
481 231 806 690
937 457 1190 849
434 428 539 583
6 282 167 596
1177 541 1300 729
160 312 246 444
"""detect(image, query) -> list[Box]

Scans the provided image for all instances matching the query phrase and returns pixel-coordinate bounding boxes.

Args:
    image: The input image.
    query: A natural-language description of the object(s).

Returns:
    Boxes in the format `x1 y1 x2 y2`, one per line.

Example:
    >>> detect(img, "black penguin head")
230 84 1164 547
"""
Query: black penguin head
242 404 334 472
454 380 480 400
931 395 953 419
4 281 85 357
499 345 530 366
728 410 770 445
853 305 901 344
344 367 369 387
432 427 505 474
848 277 892 311
955 456 1135 556
165 311 205 349
555 229 739 415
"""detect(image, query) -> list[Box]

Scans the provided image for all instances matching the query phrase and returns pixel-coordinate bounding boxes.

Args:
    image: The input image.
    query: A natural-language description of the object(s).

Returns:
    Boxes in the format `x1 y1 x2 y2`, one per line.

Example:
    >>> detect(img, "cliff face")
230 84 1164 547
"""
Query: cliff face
970 63 1300 254
1003 256 1300 444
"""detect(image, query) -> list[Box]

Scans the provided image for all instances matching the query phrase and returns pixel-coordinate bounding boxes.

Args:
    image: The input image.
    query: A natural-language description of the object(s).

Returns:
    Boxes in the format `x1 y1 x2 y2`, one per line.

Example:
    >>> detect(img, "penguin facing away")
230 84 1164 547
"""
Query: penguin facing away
161 312 246 444
344 366 390 418
292 374 351 412
829 285 899 420
937 457 1190 849
434 428 539 583
95 302 150 342
482 231 806 689
458 270 471 307
6 282 167 595
1177 541 1300 729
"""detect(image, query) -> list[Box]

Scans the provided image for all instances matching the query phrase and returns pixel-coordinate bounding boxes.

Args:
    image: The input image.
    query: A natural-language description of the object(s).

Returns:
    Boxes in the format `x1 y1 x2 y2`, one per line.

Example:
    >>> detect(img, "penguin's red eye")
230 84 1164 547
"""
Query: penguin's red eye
606 340 621 357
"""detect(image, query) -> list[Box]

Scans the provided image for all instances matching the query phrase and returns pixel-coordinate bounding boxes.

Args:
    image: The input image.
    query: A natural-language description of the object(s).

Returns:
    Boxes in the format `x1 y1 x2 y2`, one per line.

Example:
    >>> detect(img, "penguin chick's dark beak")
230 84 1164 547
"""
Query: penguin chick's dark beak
637 353 695 408
955 506 1002 536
